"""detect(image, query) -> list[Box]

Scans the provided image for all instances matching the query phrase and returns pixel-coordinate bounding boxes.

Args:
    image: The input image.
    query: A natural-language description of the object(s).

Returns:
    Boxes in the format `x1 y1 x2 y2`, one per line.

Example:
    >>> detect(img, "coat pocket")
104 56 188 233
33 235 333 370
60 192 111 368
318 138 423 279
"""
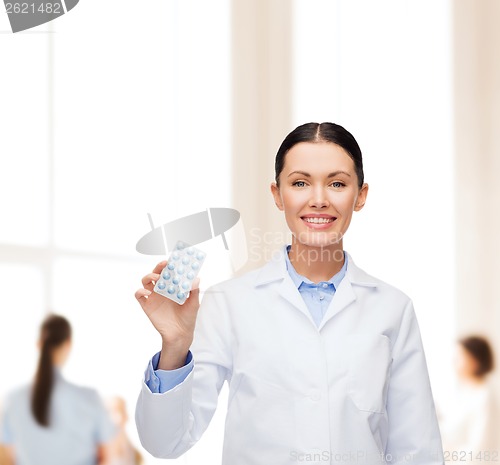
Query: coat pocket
347 333 393 413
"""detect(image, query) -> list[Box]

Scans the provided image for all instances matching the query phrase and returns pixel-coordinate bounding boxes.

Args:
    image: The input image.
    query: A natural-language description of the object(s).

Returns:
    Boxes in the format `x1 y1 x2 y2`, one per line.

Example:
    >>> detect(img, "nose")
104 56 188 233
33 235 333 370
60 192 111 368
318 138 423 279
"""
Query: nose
308 186 329 208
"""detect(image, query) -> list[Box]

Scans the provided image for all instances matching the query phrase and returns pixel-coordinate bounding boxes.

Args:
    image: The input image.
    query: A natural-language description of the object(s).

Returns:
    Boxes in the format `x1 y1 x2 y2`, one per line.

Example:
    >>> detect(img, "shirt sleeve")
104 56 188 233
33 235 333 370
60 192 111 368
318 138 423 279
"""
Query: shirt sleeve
144 350 194 394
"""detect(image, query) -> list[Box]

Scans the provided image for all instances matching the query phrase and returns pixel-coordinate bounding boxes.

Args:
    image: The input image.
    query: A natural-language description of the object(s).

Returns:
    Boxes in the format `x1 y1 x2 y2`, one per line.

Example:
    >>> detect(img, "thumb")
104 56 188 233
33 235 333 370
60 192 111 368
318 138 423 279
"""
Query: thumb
191 277 201 291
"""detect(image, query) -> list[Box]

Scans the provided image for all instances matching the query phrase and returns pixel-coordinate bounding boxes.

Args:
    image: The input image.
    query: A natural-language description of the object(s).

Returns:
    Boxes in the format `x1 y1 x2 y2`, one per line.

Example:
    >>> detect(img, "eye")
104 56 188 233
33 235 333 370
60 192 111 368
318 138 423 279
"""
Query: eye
292 180 307 188
331 181 345 188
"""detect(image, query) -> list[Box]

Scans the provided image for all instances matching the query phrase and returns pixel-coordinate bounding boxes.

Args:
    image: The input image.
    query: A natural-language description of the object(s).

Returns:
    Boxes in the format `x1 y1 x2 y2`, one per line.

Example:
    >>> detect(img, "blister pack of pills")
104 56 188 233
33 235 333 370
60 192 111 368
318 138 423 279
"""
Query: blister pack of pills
153 240 206 305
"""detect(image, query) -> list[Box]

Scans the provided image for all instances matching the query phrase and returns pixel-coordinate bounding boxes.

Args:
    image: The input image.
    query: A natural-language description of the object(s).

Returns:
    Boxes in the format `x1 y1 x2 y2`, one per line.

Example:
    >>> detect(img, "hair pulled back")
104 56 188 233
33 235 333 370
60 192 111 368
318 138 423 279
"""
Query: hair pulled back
32 314 71 427
459 335 494 379
274 122 364 190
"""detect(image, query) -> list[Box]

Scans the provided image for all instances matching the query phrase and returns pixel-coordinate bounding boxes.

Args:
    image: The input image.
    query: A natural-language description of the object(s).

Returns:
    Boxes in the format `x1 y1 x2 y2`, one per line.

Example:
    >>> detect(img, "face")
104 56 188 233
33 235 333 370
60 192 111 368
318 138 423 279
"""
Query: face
109 397 128 426
271 142 368 249
454 344 479 380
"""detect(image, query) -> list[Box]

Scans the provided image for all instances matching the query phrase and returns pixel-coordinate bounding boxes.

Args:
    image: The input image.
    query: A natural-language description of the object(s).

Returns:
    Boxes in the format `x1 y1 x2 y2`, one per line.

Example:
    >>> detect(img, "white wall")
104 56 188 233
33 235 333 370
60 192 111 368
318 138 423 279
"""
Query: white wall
291 0 455 402
0 2 231 464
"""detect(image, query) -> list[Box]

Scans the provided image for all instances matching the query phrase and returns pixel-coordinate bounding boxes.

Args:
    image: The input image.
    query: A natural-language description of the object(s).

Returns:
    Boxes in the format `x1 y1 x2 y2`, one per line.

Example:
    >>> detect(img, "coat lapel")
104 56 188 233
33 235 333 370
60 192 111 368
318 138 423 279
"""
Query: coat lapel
318 251 379 330
254 246 315 325
317 275 357 331
277 276 315 325
254 247 379 330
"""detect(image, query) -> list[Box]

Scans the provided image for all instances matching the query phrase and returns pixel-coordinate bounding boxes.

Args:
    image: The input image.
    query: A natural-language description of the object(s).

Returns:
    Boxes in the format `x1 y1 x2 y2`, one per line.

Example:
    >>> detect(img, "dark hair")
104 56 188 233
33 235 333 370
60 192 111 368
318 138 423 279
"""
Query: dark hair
274 122 364 189
459 335 494 379
32 314 72 427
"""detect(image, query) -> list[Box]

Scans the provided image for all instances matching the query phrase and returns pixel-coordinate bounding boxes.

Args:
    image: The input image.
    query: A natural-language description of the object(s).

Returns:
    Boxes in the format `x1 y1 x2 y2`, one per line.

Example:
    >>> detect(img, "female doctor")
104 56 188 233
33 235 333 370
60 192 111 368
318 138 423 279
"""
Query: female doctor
135 122 445 465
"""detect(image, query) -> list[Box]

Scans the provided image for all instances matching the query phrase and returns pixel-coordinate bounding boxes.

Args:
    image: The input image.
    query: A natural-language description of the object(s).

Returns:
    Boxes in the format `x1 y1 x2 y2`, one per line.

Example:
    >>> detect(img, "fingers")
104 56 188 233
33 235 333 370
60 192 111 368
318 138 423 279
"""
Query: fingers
142 272 160 290
152 260 167 274
140 261 168 290
187 278 201 306
135 288 152 303
189 286 200 303
137 262 200 309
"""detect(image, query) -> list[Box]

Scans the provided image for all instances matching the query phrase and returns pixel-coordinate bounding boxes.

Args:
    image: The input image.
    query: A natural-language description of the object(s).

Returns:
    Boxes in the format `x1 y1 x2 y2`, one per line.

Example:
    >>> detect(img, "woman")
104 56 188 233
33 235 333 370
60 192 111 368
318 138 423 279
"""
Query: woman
107 396 143 465
0 314 116 465
135 122 445 464
439 336 498 465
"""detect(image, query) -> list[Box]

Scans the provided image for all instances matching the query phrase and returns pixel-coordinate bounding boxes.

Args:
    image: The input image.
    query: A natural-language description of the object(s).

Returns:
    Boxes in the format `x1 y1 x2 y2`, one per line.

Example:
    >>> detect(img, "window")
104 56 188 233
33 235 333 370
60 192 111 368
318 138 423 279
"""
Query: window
0 1 230 463
292 0 455 401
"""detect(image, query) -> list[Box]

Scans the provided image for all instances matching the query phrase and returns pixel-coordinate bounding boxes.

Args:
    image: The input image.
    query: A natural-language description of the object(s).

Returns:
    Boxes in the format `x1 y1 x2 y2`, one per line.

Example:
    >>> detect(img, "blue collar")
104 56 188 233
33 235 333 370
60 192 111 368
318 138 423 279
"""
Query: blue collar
284 244 348 290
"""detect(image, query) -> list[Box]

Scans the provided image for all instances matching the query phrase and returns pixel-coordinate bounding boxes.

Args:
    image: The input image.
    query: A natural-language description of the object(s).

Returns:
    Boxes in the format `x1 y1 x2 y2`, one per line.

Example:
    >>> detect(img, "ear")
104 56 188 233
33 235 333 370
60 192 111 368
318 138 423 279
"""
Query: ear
354 183 369 212
270 182 284 211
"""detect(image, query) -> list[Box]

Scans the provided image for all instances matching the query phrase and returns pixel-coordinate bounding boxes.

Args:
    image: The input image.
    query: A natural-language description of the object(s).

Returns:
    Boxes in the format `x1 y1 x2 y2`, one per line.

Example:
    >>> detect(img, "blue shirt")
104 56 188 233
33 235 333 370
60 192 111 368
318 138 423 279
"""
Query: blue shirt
1 368 116 465
144 244 348 394
284 244 347 327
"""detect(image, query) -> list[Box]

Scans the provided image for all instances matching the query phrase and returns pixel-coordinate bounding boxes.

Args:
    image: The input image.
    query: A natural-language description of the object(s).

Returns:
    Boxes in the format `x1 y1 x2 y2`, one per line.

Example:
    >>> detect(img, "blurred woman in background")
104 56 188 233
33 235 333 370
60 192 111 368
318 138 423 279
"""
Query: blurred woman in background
0 409 11 465
0 314 116 465
107 397 143 465
439 335 499 465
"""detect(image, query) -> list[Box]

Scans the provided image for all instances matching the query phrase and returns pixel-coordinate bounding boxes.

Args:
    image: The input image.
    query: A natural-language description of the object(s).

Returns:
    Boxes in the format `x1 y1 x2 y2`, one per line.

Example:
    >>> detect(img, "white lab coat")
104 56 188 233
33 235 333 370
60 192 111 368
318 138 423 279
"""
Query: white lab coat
135 247 444 465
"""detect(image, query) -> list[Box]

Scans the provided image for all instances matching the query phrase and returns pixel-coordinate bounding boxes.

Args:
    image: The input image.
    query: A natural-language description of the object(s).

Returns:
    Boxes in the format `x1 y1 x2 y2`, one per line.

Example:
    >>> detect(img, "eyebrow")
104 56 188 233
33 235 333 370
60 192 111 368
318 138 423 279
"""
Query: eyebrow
287 170 352 178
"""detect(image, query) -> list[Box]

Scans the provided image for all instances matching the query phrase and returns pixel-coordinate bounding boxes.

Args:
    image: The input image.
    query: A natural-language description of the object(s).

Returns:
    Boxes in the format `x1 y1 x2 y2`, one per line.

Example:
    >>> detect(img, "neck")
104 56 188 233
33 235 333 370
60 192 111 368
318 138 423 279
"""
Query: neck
463 375 485 387
288 238 345 283
51 342 70 367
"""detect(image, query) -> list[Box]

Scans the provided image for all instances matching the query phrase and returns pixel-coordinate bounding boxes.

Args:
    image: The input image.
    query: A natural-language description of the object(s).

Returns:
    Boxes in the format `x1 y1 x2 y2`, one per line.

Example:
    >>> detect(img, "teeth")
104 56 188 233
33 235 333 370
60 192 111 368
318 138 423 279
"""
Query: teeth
303 217 333 224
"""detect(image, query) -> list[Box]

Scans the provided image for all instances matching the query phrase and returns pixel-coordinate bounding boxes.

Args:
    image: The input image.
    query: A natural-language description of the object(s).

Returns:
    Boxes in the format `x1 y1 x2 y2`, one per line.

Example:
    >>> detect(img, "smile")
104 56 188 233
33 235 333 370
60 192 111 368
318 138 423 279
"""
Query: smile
302 217 335 224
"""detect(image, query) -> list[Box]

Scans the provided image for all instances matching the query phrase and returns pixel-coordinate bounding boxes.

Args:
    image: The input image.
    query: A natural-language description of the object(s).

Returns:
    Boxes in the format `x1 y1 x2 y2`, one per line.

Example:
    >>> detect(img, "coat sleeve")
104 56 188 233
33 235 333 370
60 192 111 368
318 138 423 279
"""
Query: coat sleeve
135 284 232 459
385 299 445 465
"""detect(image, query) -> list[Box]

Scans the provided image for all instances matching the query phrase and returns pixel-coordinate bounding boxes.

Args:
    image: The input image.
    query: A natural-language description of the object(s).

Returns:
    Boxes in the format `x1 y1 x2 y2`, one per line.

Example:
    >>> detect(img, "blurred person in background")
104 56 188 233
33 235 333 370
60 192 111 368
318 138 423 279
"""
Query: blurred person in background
0 448 11 465
439 335 499 464
0 445 12 465
0 400 10 465
0 314 116 465
0 404 11 465
107 396 143 465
